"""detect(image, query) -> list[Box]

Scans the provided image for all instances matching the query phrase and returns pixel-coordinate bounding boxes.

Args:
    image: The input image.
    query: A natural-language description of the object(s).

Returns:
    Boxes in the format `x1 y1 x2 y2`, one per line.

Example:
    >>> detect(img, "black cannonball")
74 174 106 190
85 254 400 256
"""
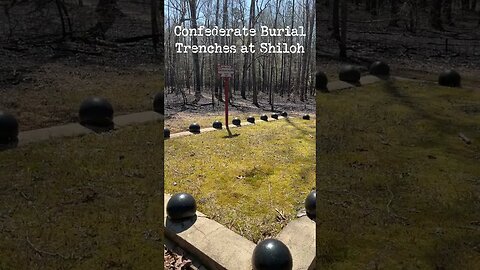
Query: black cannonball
369 61 390 76
247 116 255 124
212 120 223 129
232 117 241 126
438 69 461 87
153 92 164 114
252 239 293 270
280 111 288 117
189 123 200 133
260 114 268 121
271 114 279 119
0 111 19 144
302 114 310 120
315 71 328 90
164 128 170 138
305 190 316 221
339 65 361 83
166 193 197 220
79 97 114 126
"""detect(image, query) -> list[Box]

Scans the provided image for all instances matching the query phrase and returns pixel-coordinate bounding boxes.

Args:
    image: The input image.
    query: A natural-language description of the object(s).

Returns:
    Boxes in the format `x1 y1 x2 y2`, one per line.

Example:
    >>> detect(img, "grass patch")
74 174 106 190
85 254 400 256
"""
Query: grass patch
165 118 315 242
316 79 480 269
0 63 163 131
0 122 163 269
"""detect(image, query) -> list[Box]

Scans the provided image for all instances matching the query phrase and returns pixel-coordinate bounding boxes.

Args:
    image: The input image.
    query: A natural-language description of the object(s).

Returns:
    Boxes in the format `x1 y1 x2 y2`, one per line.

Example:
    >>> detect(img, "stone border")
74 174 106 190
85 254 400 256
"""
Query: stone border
164 195 315 269
8 73 397 148
14 111 163 147
326 75 423 92
167 115 315 139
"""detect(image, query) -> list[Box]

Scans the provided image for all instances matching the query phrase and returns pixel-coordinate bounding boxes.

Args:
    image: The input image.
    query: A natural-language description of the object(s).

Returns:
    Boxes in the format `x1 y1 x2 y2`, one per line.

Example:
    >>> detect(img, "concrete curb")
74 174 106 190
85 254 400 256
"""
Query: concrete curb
277 216 316 270
164 194 255 270
12 111 163 147
167 115 316 139
325 75 424 92
164 192 316 270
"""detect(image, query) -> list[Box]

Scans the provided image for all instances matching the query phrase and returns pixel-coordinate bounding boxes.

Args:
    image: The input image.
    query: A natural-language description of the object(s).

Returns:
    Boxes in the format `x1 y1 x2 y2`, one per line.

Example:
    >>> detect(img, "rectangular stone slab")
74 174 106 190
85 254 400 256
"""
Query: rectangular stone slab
277 216 316 270
113 111 163 127
360 75 382 85
18 123 92 146
327 80 355 91
164 194 255 270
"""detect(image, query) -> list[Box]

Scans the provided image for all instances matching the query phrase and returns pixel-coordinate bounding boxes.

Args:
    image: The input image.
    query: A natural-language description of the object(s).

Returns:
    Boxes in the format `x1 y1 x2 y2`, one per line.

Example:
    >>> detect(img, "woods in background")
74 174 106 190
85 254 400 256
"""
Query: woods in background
165 0 316 109
0 0 162 53
319 0 480 59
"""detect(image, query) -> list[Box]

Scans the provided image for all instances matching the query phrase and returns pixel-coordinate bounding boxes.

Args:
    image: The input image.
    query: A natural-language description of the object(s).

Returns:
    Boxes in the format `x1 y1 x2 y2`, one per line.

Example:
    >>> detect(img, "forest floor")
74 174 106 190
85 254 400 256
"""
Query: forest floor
0 122 163 269
316 79 480 269
165 117 315 243
0 0 162 131
317 5 480 88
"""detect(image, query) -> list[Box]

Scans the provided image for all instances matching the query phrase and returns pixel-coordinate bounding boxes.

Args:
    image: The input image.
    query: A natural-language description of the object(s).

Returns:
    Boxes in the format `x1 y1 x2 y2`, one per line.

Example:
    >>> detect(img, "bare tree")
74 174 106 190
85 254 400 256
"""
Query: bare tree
339 0 347 58
151 0 159 52
188 0 202 102
430 0 443 30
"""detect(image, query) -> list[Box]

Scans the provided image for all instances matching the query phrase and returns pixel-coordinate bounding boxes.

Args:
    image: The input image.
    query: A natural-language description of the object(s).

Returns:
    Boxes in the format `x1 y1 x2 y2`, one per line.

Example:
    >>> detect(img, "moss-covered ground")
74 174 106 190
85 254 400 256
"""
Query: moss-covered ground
316 79 480 269
0 122 163 269
165 117 315 243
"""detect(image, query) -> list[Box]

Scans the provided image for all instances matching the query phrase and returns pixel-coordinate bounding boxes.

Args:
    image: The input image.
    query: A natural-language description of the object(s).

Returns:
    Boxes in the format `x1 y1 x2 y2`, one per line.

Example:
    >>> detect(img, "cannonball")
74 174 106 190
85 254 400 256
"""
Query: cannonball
79 97 114 126
305 190 316 221
153 92 164 114
369 61 390 76
166 193 197 220
232 117 241 126
247 116 255 124
339 65 361 83
271 113 279 119
315 71 328 90
302 114 310 120
189 123 200 133
252 239 293 270
260 114 268 121
212 120 223 129
438 69 461 87
0 111 19 144
164 128 170 138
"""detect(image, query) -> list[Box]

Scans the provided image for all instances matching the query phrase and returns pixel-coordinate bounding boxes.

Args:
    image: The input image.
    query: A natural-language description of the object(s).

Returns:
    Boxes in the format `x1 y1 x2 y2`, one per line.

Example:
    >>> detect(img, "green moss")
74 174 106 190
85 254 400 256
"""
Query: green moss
0 122 163 269
316 80 480 269
165 118 315 242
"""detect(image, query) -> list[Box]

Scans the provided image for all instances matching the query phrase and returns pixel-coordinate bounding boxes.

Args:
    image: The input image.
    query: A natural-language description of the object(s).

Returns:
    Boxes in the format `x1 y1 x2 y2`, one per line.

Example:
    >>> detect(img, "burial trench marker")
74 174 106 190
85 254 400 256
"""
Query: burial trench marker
79 97 114 128
164 114 312 140
317 62 466 92
0 111 19 145
164 193 316 270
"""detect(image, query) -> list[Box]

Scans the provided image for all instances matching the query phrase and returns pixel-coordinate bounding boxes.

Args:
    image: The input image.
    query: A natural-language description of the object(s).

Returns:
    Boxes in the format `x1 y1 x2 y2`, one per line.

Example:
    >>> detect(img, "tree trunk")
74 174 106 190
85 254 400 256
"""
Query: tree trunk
188 0 202 102
150 0 159 52
249 0 258 106
389 0 399 27
430 0 444 30
332 0 339 39
90 0 119 37
444 0 453 26
339 0 347 58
